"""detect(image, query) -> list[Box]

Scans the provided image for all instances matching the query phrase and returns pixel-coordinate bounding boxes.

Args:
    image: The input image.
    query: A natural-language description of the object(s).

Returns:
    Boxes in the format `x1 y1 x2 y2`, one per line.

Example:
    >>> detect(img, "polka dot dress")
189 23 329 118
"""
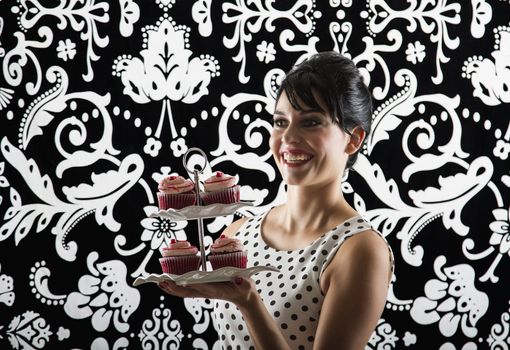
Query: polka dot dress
213 212 395 350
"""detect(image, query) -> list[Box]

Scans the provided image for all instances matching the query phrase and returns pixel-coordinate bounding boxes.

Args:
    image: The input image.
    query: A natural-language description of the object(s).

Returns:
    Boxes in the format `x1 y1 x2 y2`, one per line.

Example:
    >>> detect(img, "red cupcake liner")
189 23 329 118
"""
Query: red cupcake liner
208 251 247 270
201 185 240 205
157 192 196 210
159 255 201 275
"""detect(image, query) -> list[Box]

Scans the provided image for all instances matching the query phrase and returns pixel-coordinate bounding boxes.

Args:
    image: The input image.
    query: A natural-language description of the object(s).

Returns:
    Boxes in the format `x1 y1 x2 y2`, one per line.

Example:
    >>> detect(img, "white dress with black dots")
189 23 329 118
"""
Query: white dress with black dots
213 212 395 350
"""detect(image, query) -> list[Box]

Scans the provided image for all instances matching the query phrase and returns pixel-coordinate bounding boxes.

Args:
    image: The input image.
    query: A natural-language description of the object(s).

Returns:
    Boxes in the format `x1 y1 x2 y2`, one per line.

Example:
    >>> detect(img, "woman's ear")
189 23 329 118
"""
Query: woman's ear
345 127 366 155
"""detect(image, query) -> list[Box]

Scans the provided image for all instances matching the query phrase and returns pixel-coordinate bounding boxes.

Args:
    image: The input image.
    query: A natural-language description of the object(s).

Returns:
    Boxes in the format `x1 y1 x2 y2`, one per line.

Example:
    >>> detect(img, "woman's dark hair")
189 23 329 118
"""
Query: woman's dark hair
275 51 373 169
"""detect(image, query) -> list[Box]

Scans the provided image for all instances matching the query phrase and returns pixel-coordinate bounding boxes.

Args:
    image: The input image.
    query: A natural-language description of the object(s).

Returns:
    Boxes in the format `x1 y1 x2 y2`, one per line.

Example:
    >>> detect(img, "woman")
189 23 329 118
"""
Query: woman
158 51 394 350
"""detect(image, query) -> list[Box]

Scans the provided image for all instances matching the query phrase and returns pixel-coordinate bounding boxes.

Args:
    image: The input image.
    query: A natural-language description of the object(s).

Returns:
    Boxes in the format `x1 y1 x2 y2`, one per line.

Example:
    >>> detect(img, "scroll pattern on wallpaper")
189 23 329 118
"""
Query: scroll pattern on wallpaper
0 0 509 349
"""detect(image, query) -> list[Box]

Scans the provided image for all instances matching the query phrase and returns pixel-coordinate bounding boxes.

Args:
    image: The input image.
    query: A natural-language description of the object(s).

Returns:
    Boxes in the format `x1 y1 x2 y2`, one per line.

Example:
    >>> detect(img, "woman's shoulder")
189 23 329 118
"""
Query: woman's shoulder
322 228 393 291
340 229 390 258
339 229 393 280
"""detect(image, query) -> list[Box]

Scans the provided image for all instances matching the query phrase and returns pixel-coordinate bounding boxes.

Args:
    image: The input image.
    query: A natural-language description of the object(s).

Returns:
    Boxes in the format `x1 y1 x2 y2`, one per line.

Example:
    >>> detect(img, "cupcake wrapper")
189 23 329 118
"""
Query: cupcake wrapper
158 192 196 210
208 251 247 270
201 185 240 205
159 255 201 275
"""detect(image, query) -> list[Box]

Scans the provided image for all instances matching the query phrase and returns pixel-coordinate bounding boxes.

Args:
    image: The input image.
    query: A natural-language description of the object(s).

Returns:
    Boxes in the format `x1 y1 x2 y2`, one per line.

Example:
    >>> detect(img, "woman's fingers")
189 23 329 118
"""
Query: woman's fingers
184 282 232 299
158 281 201 298
158 280 227 299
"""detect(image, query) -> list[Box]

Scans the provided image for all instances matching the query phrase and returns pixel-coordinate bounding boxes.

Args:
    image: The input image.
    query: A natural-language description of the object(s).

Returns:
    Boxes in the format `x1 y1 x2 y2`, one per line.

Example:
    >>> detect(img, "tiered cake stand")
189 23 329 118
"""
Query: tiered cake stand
133 148 278 287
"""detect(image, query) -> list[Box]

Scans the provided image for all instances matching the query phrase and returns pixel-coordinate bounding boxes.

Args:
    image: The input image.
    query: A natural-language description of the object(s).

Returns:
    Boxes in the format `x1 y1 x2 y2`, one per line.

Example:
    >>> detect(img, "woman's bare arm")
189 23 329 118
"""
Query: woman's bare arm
314 230 392 350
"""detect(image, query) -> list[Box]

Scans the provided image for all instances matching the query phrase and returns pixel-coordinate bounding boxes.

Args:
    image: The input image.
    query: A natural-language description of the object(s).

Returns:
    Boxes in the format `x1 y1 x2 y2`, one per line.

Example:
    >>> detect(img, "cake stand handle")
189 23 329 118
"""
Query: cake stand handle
193 169 207 271
182 147 208 176
183 148 209 272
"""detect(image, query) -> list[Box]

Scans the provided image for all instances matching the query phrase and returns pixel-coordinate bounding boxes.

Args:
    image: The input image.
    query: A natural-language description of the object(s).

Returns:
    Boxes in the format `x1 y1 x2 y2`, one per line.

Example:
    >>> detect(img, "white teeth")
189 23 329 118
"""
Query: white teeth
283 153 311 162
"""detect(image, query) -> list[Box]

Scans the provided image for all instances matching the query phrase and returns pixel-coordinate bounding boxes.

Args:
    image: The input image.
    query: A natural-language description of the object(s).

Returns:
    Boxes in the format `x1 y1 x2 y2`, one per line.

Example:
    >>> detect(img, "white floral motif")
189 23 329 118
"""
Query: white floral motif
0 87 14 110
279 28 321 65
256 41 276 63
56 327 70 341
405 41 426 64
185 297 215 334
0 137 143 262
64 252 140 333
366 319 399 349
6 311 52 349
222 0 316 83
192 0 212 37
119 0 140 37
402 331 417 346
328 21 352 58
470 0 492 39
126 203 191 279
151 166 173 184
490 207 510 252
170 137 188 158
484 207 510 275
140 205 188 250
0 263 14 306
0 66 145 262
114 16 220 139
13 0 109 82
364 0 460 84
487 302 510 349
356 70 493 267
210 69 283 182
2 26 53 95
493 139 510 160
352 30 403 100
463 27 510 105
56 39 76 61
410 256 488 338
138 296 184 349
29 260 68 307
463 207 510 284
143 137 162 157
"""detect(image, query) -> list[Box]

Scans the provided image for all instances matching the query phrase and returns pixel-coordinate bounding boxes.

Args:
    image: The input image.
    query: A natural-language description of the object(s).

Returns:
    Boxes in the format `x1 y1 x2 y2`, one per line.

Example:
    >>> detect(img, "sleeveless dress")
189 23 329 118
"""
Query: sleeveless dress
213 211 395 350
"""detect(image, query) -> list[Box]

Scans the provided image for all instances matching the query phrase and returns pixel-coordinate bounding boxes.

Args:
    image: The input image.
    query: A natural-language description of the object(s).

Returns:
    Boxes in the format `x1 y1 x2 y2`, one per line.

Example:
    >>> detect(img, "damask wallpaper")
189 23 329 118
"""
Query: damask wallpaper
0 0 509 349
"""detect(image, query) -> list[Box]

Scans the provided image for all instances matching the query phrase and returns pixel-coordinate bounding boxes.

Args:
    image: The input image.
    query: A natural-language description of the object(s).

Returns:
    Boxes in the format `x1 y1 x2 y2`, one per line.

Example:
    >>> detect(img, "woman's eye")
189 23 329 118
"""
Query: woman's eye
303 119 321 127
272 119 287 127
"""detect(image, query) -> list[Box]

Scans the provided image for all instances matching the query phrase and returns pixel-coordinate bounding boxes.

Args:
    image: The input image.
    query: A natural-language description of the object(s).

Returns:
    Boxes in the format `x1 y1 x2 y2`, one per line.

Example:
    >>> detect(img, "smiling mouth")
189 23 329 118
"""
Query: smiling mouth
281 152 313 166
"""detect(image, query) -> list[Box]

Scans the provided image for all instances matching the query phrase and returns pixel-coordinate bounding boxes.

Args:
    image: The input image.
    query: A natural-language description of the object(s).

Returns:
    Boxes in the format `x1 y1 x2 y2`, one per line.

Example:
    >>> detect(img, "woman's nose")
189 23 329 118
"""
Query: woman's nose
281 123 302 144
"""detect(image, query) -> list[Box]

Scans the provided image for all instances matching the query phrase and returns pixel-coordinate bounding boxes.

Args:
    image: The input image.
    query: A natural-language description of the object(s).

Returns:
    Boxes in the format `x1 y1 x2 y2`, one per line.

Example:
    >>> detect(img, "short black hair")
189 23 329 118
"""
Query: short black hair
276 51 373 169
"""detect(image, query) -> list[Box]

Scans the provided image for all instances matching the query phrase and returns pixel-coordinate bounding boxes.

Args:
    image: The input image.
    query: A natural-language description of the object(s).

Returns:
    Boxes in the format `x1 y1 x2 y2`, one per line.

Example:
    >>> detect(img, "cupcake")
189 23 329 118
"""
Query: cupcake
159 239 201 275
208 234 247 269
157 175 196 210
201 171 240 205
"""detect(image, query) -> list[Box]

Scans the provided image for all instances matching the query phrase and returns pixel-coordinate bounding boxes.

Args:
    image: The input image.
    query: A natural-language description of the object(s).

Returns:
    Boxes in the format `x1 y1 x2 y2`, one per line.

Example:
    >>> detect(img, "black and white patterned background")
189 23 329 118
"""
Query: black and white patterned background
0 0 509 349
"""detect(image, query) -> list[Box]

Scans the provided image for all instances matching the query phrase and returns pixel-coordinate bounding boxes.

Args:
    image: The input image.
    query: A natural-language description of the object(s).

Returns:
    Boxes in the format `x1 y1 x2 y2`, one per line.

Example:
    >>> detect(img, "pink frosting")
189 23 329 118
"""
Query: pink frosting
162 239 198 257
204 171 238 192
210 234 244 254
158 175 194 194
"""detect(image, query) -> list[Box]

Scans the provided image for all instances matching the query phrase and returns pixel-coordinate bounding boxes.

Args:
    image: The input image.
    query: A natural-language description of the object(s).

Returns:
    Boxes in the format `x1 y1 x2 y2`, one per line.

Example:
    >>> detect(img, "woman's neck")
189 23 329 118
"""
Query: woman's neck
279 181 355 234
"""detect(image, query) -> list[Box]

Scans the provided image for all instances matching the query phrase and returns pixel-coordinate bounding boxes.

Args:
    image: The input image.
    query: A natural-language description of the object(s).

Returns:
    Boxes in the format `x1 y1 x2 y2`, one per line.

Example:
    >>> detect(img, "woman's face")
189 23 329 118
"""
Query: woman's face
269 91 351 188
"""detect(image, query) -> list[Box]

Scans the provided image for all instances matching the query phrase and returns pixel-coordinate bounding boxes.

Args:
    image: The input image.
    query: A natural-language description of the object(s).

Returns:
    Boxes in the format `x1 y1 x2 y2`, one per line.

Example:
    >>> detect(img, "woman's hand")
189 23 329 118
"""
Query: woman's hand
157 276 257 306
